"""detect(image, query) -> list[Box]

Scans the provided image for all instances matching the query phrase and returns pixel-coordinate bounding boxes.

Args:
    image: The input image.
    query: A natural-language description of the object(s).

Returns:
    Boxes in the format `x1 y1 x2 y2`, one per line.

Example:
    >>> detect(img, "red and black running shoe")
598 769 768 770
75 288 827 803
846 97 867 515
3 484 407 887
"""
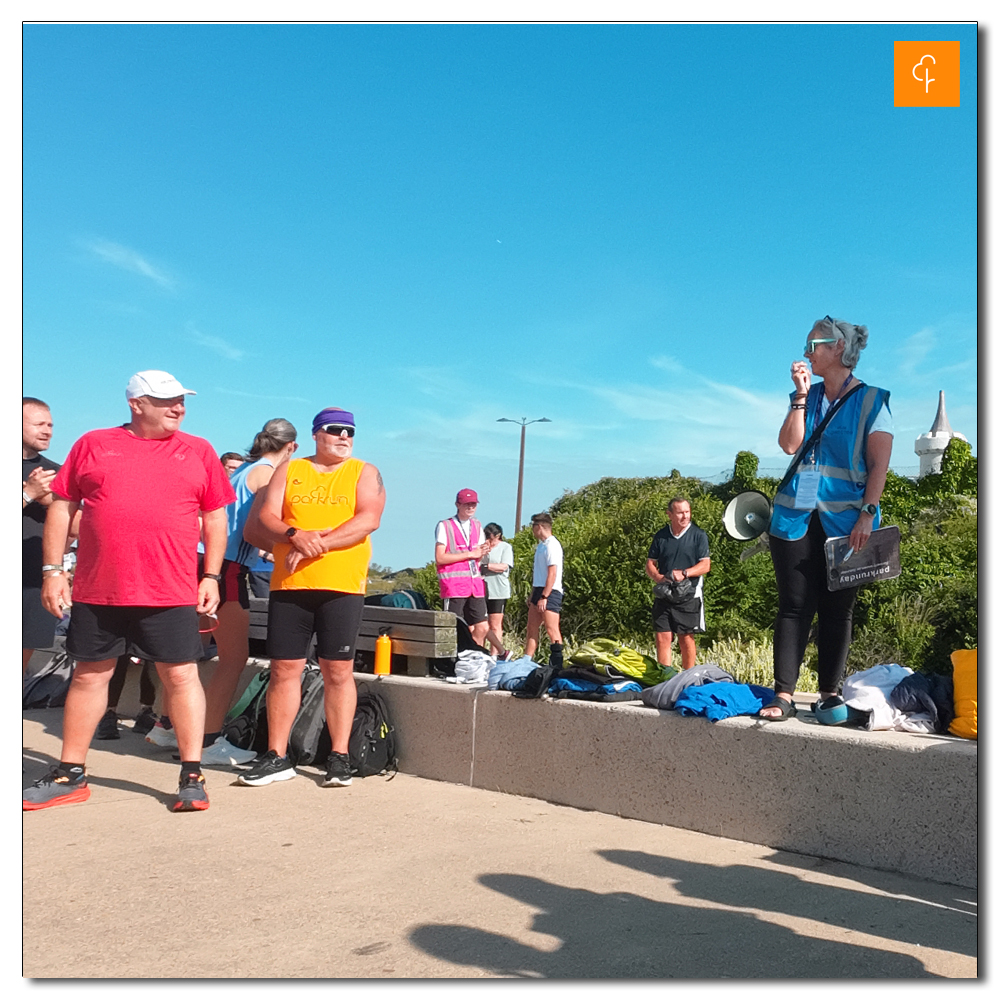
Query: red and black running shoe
23 768 91 811
173 771 210 812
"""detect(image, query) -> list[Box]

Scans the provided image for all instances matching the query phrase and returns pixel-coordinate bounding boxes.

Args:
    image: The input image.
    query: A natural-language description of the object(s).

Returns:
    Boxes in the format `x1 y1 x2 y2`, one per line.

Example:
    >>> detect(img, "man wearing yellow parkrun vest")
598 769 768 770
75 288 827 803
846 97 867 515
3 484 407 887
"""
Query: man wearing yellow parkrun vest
238 407 385 788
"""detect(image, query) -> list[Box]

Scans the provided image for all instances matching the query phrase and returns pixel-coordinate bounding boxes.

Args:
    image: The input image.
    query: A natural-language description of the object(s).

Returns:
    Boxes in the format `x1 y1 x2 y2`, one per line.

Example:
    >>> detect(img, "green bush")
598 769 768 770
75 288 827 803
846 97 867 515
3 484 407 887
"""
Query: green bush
405 448 976 681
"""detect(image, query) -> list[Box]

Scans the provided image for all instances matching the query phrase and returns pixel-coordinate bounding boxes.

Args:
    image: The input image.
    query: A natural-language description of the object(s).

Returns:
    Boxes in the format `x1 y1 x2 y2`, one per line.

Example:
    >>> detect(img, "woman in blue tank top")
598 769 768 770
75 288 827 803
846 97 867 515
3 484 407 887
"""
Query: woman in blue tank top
201 418 297 764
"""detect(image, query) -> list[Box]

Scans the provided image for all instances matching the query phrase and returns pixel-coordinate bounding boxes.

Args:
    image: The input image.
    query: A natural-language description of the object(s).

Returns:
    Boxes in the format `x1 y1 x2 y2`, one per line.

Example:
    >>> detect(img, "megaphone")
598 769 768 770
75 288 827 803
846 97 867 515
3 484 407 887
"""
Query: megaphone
722 490 772 542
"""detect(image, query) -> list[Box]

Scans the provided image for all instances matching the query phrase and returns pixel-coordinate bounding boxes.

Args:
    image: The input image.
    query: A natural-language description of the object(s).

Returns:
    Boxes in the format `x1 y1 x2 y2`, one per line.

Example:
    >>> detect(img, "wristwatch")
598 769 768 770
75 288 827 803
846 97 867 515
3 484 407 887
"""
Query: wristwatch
860 503 878 516
285 527 297 538
202 572 222 582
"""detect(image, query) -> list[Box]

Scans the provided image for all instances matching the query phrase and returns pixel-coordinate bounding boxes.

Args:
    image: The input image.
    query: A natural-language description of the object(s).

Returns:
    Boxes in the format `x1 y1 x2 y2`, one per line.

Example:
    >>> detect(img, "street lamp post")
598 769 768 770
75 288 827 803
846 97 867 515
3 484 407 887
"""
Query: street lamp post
497 417 551 532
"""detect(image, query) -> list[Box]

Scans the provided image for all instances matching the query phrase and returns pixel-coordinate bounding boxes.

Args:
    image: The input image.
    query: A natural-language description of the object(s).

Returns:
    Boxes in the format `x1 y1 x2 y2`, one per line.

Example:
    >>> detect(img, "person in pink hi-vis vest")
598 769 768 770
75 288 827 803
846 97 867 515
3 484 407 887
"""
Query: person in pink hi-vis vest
434 488 491 647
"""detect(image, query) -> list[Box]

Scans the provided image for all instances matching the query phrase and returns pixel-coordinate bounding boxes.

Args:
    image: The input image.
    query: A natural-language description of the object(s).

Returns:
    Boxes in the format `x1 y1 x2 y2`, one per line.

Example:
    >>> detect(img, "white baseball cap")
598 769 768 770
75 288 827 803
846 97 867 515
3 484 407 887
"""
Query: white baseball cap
125 370 197 400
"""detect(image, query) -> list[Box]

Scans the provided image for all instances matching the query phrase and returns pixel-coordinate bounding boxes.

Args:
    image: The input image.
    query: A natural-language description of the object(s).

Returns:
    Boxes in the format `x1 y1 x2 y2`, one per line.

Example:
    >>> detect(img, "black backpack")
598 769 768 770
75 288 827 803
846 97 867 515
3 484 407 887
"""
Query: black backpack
349 683 398 778
23 651 75 709
287 666 332 766
221 668 271 753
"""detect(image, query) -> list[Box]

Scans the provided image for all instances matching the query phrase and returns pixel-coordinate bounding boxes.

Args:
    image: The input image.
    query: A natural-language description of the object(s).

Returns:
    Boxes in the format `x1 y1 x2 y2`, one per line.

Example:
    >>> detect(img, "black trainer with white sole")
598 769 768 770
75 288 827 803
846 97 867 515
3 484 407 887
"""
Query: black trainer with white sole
322 751 353 787
236 750 297 786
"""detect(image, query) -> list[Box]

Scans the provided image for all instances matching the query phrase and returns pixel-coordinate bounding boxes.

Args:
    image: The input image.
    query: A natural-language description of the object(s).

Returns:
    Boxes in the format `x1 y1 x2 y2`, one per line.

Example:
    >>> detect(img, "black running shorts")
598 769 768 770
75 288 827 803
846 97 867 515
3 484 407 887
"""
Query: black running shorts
67 603 204 663
652 596 704 636
23 586 58 650
267 589 365 662
443 594 488 625
486 598 507 616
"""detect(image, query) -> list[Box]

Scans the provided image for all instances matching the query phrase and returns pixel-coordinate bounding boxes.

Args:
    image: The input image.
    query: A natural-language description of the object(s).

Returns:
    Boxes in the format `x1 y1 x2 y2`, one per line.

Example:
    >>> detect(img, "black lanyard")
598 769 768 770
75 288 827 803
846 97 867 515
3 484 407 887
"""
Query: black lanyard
777 381 864 495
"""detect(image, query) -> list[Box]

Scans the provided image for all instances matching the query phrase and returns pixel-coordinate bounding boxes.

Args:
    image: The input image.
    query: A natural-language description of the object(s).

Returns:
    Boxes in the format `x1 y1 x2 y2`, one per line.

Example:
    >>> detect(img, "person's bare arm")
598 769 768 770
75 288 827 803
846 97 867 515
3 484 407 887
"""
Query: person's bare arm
23 467 57 508
245 462 275 494
244 459 313 552
778 361 811 455
849 431 893 552
284 463 386 574
198 506 227 615
40 498 78 617
671 556 711 582
645 557 666 584
66 508 83 551
319 463 386 551
535 565 559 613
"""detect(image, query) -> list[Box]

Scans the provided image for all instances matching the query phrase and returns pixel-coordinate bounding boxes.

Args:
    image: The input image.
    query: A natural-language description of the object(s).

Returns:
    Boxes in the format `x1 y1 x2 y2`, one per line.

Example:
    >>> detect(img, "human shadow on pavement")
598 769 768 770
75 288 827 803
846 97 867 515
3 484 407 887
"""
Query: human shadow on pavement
23 749 181 809
408 869 939 978
765 849 977 915
599 850 977 960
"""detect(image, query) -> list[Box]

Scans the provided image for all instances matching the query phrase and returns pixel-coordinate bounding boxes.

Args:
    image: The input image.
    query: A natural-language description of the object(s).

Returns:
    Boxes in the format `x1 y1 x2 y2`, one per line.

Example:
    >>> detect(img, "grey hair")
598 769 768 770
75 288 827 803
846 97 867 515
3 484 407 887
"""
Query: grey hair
248 417 297 460
813 315 869 370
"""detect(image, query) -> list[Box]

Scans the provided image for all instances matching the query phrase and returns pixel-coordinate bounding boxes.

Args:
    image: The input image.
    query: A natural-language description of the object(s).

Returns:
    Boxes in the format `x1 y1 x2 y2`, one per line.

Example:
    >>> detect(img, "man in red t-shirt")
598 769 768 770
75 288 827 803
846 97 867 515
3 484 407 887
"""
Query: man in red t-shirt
23 370 236 814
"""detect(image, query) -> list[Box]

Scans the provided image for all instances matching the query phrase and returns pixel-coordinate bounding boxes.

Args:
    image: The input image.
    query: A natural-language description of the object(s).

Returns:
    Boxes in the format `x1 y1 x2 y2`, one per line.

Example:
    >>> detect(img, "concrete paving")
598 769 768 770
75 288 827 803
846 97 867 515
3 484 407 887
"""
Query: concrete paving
23 708 977 979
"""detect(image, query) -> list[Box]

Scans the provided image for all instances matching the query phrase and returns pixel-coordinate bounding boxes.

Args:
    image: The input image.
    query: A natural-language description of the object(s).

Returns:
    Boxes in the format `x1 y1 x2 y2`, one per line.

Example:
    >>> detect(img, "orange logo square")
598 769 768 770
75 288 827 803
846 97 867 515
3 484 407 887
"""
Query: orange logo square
894 41 960 107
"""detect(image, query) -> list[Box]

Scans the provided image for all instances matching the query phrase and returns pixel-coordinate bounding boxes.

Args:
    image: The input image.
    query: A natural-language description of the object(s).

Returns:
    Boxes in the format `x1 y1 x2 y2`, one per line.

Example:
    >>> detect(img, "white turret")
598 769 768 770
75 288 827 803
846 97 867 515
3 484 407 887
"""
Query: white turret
914 391 967 477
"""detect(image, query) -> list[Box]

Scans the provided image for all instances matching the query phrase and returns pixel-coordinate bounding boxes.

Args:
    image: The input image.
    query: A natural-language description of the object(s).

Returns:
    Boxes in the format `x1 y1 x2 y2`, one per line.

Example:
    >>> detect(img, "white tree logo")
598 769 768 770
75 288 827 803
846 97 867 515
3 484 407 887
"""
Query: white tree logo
912 54 936 94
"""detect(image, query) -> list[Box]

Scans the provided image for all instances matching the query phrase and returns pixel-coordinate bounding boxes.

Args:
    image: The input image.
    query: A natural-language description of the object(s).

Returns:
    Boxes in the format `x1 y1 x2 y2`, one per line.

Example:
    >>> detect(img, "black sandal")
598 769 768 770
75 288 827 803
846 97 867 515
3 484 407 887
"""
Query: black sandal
758 696 797 721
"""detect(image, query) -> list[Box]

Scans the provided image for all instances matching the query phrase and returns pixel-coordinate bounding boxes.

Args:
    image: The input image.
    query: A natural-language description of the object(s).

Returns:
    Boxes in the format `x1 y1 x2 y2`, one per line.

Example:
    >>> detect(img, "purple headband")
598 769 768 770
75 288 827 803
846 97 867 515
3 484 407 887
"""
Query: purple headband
312 407 355 435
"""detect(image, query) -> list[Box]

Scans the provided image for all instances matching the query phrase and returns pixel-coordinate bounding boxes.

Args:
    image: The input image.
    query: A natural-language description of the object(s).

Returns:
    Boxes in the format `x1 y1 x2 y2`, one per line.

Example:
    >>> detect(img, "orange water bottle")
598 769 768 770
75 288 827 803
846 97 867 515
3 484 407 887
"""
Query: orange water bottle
374 629 392 675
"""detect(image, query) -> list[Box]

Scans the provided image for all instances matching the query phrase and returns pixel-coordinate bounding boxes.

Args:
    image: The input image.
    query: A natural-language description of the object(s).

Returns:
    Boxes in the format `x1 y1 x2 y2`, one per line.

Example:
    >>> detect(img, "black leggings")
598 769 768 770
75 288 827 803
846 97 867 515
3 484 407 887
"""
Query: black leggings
770 512 859 696
107 655 156 710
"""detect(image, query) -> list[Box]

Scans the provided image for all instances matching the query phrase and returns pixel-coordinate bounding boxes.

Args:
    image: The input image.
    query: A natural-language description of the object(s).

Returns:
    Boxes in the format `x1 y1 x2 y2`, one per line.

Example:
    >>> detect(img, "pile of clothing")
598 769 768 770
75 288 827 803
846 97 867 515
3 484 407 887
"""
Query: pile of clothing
640 663 773 722
843 663 955 734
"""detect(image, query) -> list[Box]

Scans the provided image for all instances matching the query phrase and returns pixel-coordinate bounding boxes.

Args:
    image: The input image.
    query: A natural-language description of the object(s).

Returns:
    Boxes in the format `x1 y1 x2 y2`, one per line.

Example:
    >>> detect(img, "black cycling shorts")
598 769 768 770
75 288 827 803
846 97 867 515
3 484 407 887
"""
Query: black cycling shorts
267 589 365 662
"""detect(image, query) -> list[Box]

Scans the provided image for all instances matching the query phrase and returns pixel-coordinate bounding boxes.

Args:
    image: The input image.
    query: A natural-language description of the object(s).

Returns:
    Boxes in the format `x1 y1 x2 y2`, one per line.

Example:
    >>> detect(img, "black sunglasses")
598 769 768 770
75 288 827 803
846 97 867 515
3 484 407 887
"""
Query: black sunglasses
318 424 355 438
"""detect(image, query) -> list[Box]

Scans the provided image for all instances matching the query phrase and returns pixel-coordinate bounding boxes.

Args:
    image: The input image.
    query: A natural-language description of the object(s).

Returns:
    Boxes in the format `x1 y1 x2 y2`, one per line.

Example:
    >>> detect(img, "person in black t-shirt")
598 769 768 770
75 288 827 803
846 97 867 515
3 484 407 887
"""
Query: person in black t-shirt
22 397 61 672
645 497 711 671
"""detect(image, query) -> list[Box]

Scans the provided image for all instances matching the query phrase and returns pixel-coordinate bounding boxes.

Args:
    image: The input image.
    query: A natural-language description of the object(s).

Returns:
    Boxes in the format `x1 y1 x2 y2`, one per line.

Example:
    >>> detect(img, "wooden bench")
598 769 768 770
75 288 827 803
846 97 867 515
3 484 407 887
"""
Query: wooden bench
247 596 457 676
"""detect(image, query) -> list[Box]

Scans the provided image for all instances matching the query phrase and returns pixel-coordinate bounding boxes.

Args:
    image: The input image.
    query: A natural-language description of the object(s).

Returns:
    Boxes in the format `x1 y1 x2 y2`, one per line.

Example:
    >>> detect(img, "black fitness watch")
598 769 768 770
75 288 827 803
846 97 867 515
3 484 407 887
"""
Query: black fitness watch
202 572 222 582
285 527 297 538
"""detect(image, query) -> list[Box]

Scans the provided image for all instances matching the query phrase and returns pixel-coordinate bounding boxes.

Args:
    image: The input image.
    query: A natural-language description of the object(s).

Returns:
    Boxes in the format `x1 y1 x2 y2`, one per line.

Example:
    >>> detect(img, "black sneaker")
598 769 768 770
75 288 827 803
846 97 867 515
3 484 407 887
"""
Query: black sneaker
133 706 157 736
173 770 210 812
95 708 120 740
23 767 90 811
231 750 267 771
322 752 353 787
236 750 297 786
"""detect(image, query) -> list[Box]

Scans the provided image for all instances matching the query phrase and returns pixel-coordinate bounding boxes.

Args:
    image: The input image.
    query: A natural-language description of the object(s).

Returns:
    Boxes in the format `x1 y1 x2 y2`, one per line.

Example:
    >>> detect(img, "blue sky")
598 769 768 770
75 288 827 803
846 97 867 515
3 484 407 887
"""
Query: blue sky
21 22 978 570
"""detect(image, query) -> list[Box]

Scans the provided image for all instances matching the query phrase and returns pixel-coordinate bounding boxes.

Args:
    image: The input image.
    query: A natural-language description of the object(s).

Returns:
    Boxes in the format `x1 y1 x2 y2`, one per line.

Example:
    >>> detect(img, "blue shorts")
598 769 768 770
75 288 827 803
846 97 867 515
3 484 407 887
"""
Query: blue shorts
530 587 563 614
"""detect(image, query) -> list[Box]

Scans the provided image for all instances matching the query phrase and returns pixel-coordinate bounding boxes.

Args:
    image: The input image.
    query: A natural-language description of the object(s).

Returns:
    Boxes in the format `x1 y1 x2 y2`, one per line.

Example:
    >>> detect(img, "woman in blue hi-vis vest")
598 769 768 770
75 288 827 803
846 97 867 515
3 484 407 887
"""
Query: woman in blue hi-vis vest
758 316 893 722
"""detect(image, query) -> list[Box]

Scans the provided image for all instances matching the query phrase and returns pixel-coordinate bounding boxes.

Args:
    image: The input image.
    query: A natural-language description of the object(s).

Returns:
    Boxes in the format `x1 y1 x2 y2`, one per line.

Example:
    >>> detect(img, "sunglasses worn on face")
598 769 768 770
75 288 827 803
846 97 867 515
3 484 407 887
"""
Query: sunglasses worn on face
318 424 355 438
804 338 838 355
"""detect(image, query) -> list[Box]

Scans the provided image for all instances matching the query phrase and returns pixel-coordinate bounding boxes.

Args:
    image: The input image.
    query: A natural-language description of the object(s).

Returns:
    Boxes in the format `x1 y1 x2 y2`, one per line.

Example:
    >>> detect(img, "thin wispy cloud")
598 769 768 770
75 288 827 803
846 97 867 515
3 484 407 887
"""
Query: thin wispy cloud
897 326 936 377
187 323 245 361
650 355 687 374
83 238 175 289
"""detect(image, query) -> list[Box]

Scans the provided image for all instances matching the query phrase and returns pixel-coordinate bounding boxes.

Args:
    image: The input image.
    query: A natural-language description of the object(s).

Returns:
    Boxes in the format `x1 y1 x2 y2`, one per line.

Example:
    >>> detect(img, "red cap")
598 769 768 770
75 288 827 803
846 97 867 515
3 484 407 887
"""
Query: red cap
456 488 479 504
